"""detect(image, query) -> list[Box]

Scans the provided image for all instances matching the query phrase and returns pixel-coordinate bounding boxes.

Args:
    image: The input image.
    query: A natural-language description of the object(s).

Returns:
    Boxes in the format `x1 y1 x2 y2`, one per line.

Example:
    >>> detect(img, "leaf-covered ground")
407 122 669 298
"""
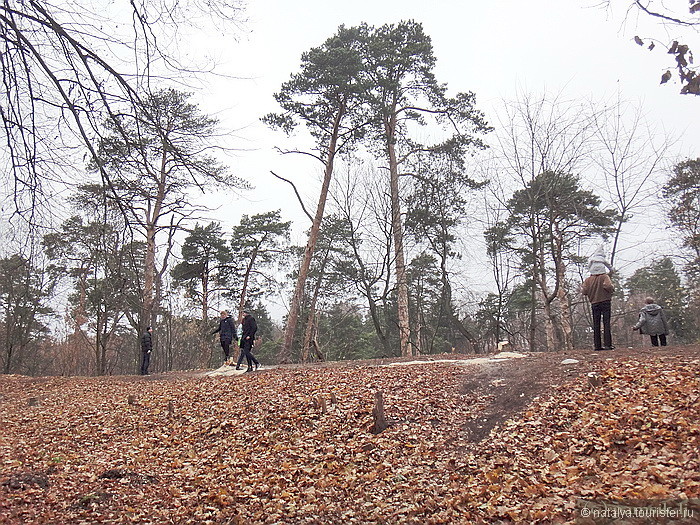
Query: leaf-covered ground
1 347 699 524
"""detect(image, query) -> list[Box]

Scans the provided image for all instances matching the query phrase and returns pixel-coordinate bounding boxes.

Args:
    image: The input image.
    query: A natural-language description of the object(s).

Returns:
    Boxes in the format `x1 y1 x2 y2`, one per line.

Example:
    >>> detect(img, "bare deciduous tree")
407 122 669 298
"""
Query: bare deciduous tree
0 1 243 224
589 96 676 267
493 92 598 351
91 89 245 337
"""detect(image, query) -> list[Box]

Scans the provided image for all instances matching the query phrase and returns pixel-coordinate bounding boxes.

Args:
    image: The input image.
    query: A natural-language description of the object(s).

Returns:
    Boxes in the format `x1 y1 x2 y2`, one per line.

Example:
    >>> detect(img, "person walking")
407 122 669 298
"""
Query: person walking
140 326 153 375
582 271 615 351
632 297 669 346
237 309 260 372
212 310 236 365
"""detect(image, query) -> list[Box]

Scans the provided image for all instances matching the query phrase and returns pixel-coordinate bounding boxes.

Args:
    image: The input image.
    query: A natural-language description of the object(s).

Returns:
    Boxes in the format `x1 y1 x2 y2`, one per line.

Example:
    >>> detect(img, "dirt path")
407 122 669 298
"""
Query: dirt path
458 345 700 441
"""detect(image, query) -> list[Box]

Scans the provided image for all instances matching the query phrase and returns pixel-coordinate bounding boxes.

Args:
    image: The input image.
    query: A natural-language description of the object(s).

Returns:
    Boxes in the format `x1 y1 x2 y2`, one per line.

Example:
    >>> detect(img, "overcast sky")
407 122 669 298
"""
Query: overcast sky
195 0 698 210
179 0 699 311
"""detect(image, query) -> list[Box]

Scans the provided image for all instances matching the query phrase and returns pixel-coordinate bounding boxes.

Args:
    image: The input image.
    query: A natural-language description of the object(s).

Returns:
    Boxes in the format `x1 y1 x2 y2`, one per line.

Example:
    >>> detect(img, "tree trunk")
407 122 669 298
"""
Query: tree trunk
141 141 168 346
310 335 324 362
238 245 259 317
95 310 104 375
301 302 317 363
529 240 538 353
385 114 412 357
543 300 557 351
537 262 557 352
201 266 210 368
3 332 12 374
556 265 574 352
279 102 345 363
301 248 330 362
142 220 157 331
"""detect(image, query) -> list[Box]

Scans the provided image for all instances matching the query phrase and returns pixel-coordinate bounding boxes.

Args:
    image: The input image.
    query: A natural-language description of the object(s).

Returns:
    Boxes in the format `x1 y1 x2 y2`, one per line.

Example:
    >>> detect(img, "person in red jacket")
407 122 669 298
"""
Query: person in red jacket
582 272 615 351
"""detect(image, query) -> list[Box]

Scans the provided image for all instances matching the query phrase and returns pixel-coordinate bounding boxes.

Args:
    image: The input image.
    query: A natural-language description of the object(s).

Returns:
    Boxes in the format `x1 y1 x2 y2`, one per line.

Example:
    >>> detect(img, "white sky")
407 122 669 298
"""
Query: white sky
196 0 698 214
179 0 699 313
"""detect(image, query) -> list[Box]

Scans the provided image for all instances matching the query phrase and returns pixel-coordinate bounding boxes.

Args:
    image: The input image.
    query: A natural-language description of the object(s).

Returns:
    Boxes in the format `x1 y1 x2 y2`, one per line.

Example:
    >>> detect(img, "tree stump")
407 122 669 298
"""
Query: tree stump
127 395 137 405
312 396 328 414
370 390 388 434
587 372 601 390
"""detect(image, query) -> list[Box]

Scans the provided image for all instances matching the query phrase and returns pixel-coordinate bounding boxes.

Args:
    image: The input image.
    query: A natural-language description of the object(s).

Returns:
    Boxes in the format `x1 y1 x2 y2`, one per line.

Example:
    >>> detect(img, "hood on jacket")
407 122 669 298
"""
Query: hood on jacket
589 245 607 261
641 304 662 315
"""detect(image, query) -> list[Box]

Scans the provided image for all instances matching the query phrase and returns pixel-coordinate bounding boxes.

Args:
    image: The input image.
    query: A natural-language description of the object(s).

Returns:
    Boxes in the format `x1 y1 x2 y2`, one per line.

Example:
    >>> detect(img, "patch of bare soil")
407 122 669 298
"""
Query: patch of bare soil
459 344 700 442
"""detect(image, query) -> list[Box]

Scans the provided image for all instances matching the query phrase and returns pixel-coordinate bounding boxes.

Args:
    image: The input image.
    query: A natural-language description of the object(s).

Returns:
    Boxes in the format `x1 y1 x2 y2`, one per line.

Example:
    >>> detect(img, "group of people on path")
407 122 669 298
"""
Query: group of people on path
139 309 260 375
212 309 260 372
582 245 669 351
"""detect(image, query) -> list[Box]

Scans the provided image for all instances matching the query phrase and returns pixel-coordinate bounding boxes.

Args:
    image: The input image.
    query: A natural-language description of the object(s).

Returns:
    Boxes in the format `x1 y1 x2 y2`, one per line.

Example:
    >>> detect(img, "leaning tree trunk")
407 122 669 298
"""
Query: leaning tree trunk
279 102 345 363
301 248 329 362
238 246 258 318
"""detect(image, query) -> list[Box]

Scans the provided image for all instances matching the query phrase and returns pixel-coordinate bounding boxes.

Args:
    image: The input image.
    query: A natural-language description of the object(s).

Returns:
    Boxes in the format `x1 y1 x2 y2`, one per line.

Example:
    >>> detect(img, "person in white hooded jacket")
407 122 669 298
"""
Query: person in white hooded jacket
588 245 613 276
632 297 669 346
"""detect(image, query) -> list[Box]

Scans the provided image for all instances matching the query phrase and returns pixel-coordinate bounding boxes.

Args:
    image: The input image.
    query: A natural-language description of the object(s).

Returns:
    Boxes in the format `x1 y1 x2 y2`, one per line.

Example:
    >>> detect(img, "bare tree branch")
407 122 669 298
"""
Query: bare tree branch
270 170 313 223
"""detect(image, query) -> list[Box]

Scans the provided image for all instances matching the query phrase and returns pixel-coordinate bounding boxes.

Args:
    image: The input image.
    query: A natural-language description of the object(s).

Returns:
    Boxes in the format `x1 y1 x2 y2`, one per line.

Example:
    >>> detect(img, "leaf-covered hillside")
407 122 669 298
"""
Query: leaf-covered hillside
1 348 699 524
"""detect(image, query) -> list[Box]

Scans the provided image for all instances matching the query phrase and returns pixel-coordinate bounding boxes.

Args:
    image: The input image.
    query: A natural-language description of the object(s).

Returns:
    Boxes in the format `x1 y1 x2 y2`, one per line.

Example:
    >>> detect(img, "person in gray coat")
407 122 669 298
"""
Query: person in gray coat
632 297 669 346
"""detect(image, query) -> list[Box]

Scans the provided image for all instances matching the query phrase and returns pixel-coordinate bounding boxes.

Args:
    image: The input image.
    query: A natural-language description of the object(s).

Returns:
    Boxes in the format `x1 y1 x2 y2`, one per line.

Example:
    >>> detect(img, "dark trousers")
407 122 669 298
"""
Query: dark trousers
220 338 232 359
140 352 150 375
237 339 259 368
650 334 667 347
591 300 612 350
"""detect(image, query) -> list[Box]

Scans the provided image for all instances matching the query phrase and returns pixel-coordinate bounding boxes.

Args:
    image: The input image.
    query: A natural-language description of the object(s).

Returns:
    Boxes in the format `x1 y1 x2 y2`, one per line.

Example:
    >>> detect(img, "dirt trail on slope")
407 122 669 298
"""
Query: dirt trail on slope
457 345 700 441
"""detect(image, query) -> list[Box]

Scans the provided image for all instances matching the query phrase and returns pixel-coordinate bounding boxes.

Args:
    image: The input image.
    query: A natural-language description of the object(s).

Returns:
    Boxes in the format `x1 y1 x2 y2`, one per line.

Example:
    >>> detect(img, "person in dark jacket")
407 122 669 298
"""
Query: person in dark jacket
582 272 615 351
237 309 260 372
140 326 153 375
633 297 669 346
212 310 236 364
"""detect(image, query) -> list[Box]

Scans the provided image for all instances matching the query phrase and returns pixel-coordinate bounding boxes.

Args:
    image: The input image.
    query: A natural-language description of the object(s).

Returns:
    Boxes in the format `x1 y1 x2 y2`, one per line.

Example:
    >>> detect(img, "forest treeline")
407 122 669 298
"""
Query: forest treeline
1 3 699 376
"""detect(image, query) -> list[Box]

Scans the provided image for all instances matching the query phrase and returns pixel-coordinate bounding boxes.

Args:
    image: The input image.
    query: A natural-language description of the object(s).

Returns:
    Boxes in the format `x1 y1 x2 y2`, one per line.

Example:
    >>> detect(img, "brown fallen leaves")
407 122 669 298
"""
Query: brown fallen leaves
1 350 699 524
